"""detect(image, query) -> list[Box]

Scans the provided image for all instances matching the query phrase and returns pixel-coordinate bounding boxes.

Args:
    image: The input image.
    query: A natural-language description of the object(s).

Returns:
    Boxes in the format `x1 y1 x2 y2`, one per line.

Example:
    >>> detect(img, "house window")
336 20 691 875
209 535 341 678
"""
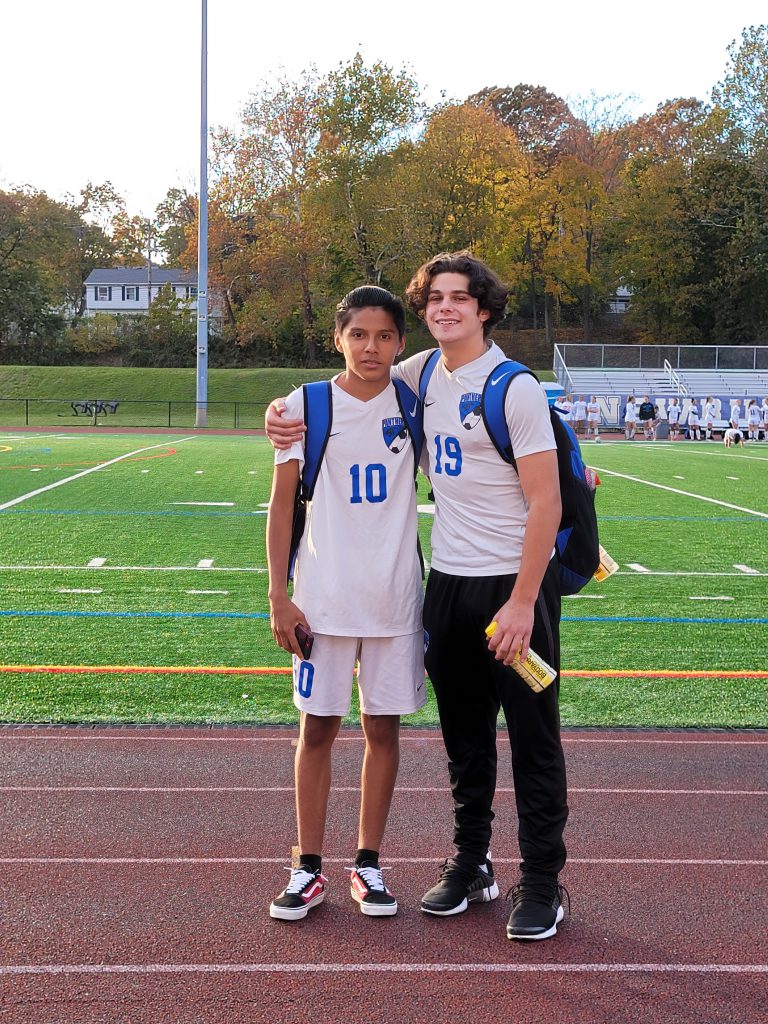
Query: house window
186 286 198 299
124 286 139 301
96 286 112 301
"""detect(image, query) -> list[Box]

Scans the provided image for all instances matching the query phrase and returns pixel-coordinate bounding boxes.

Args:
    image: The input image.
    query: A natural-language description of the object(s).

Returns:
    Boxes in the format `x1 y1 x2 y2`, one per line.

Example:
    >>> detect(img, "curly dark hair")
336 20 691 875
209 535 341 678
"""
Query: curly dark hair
335 285 406 338
405 251 508 338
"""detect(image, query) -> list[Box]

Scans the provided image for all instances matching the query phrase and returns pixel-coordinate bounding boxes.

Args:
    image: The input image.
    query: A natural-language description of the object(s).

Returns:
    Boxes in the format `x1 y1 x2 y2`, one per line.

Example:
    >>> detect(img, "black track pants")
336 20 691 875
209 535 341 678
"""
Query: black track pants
423 558 568 880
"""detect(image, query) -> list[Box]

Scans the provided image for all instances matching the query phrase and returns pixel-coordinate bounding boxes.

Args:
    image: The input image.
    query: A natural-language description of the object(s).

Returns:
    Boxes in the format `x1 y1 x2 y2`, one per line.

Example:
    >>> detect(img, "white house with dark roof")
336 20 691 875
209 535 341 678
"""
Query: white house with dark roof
84 268 198 315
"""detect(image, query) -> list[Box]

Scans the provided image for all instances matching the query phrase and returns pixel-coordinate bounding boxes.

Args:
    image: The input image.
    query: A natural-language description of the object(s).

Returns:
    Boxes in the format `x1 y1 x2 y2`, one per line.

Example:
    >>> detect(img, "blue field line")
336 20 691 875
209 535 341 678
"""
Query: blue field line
0 609 766 626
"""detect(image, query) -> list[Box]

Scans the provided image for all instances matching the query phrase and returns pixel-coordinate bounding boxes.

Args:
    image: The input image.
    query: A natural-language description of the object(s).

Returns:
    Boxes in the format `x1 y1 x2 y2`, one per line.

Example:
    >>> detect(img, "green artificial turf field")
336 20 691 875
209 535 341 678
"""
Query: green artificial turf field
0 429 765 726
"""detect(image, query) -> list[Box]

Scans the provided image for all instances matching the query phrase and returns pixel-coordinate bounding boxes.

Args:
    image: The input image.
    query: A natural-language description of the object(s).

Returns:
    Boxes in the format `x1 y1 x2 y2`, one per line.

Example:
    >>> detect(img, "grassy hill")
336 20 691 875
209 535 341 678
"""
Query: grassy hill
0 362 556 407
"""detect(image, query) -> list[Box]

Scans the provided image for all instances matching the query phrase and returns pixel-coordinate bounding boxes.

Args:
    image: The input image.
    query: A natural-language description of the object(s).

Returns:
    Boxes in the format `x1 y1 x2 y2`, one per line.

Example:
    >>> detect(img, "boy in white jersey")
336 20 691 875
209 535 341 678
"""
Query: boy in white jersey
266 254 567 942
266 287 425 922
399 252 566 941
586 396 601 439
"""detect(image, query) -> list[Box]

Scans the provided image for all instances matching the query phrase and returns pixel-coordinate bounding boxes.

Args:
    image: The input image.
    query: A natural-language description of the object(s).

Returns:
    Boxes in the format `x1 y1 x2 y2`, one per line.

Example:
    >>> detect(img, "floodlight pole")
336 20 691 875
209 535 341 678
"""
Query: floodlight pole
195 0 209 428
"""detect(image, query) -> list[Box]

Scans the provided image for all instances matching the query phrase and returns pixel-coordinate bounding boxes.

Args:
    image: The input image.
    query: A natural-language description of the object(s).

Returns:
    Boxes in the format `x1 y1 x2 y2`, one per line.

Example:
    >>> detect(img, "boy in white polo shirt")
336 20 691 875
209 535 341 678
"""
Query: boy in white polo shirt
266 286 425 922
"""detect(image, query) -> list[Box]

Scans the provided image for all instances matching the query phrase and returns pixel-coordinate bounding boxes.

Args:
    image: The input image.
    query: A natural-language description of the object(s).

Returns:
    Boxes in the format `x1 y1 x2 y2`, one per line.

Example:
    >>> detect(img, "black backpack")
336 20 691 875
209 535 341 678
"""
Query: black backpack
418 350 600 595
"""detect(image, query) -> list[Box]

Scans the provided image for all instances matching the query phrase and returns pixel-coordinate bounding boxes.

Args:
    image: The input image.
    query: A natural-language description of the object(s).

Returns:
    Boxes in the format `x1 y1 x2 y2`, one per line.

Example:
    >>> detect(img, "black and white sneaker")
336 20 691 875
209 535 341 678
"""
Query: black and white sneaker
506 878 570 940
269 866 327 921
348 864 398 917
421 856 499 916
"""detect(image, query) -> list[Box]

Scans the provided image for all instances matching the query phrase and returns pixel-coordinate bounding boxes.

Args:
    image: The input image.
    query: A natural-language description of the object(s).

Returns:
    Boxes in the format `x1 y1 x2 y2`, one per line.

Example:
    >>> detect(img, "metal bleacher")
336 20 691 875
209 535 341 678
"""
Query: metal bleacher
555 344 768 399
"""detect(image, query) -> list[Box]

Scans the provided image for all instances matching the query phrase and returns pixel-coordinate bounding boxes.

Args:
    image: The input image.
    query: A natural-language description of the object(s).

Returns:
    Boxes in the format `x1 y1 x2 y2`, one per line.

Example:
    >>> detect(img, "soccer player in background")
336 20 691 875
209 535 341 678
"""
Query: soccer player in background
703 397 717 441
266 252 568 942
266 286 426 922
586 396 601 440
624 395 637 440
746 399 761 441
667 397 681 440
572 395 588 438
687 399 701 440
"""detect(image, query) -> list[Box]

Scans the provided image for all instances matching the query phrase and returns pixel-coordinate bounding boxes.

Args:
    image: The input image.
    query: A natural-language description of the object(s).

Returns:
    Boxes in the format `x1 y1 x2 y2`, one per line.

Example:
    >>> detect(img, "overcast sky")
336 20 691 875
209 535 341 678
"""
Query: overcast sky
2 1 765 216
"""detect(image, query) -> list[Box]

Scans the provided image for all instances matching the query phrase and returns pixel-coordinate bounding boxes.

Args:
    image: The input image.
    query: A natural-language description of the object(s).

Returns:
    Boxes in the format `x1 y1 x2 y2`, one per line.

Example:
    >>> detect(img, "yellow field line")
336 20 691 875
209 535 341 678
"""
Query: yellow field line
0 665 767 680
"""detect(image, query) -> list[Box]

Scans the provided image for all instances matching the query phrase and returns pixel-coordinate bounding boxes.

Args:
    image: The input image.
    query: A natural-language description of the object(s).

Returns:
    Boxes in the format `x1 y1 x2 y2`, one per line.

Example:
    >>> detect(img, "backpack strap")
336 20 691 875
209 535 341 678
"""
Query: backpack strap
418 348 442 404
393 378 424 472
480 359 537 467
300 380 333 500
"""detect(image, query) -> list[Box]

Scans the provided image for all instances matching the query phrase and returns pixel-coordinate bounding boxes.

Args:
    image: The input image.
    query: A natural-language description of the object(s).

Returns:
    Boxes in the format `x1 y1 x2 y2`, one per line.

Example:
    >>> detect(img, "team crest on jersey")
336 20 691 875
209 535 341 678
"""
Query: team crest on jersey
382 416 409 453
459 393 483 430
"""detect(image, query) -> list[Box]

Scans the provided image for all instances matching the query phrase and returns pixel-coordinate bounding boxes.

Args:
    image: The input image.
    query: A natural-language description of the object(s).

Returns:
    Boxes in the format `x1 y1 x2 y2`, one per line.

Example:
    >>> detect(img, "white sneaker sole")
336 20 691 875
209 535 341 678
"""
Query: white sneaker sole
351 889 398 916
421 879 499 916
269 892 325 921
507 903 564 940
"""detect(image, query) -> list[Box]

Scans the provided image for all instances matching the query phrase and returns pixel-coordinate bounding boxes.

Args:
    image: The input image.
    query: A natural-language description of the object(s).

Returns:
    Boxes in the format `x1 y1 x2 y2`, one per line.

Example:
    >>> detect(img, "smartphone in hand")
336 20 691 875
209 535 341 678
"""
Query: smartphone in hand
295 624 314 660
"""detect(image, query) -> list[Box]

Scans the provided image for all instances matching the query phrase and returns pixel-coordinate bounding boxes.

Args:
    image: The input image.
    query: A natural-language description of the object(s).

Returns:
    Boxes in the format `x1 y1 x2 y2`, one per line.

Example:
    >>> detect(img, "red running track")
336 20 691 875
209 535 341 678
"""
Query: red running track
0 727 766 1024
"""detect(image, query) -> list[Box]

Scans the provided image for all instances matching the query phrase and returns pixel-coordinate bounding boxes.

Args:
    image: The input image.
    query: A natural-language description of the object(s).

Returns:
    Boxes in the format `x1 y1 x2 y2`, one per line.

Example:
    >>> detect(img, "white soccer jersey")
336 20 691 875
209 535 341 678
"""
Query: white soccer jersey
730 402 742 422
762 402 768 425
587 402 600 422
747 405 761 425
624 401 637 422
688 404 700 425
667 404 681 424
559 400 573 421
275 380 423 636
573 400 588 421
393 343 556 576
703 402 717 423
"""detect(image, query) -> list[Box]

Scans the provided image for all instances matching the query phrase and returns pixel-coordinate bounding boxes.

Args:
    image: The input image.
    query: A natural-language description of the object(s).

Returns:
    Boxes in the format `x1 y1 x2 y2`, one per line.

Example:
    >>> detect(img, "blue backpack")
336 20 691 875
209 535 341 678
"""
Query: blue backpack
287 378 424 581
418 349 600 595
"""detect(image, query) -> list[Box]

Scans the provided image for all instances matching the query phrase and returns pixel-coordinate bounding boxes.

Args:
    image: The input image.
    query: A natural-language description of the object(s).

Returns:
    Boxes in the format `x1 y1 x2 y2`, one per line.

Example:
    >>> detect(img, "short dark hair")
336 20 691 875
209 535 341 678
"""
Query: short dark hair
405 250 508 338
335 285 406 338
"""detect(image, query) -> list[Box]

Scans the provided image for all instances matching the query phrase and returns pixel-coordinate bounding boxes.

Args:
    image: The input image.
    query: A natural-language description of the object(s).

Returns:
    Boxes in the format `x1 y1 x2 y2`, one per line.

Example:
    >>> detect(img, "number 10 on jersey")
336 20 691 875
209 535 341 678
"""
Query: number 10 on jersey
349 463 387 504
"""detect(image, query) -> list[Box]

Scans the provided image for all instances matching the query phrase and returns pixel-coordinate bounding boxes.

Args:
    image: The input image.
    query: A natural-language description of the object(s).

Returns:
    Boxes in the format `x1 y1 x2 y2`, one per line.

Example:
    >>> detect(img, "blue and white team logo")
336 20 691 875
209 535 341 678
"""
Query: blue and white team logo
423 629 430 655
459 392 482 430
382 416 409 453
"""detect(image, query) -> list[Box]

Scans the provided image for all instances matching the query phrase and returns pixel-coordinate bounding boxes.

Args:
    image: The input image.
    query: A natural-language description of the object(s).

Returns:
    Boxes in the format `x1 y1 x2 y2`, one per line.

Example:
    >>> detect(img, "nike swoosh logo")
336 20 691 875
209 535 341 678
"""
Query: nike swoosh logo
409 401 418 417
329 432 341 437
489 373 507 386
425 401 436 407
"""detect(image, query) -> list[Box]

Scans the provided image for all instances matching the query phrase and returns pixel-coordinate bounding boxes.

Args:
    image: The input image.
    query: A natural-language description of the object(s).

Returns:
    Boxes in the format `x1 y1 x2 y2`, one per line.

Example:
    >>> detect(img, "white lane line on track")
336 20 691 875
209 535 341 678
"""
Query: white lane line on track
589 466 768 519
2 857 766 867
1 735 765 745
2 786 765 796
0 962 765 976
0 437 197 511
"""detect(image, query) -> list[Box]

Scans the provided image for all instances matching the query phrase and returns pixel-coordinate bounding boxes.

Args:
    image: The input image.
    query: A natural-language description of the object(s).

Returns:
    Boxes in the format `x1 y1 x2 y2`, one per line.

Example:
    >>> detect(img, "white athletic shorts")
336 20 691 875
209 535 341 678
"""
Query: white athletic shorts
292 631 427 717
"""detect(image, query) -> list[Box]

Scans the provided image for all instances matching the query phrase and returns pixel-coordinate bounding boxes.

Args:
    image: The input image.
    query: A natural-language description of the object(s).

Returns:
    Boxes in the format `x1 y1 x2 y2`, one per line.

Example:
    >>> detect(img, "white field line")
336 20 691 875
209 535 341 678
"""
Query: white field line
170 502 234 507
1 856 765 868
0 564 764 578
0 962 765 977
626 563 650 573
0 564 268 573
689 596 733 601
0 437 197 511
196 559 214 568
1 785 764 796
590 466 768 518
734 564 760 575
0 735 765 745
87 557 107 567
57 589 102 595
